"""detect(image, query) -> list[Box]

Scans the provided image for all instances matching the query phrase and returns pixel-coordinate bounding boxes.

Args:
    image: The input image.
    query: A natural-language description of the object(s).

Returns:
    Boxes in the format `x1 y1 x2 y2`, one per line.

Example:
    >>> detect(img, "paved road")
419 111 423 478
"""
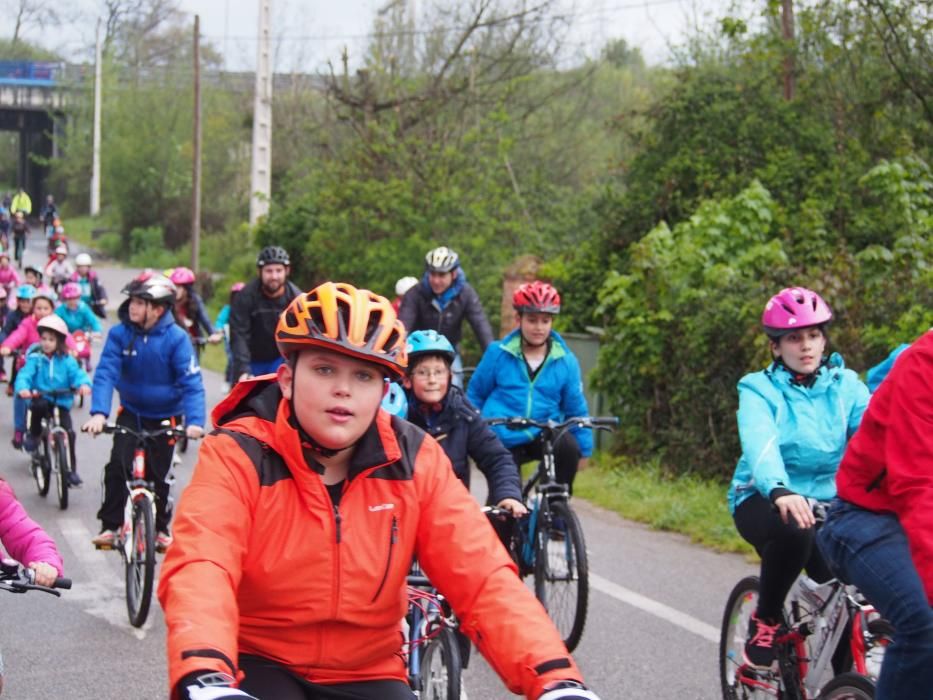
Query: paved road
0 235 756 699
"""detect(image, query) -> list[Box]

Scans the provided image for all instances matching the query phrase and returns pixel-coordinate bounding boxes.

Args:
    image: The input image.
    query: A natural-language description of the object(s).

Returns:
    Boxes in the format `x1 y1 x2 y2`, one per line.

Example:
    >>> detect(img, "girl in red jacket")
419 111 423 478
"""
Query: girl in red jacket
158 282 599 700
817 330 933 700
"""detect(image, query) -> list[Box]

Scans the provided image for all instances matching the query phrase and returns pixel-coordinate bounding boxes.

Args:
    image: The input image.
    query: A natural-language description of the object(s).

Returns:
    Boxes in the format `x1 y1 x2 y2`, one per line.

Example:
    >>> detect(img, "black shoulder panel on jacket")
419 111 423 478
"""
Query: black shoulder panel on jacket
211 428 292 487
361 416 427 482
215 381 282 426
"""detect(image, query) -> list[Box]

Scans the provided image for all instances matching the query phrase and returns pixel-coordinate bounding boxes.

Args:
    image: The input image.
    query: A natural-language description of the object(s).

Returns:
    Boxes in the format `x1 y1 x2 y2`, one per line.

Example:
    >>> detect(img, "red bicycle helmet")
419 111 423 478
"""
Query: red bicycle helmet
513 281 561 315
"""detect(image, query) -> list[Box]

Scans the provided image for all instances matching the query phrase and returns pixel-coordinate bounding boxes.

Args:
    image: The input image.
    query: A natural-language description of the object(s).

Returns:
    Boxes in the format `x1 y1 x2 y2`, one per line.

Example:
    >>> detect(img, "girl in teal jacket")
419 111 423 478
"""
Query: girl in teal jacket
730 287 869 671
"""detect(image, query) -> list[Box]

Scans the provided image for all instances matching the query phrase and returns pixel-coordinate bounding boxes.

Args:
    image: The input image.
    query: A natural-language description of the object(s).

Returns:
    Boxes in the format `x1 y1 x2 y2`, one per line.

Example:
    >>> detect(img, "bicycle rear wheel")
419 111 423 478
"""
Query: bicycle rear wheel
54 435 69 510
534 499 589 651
419 625 462 700
33 440 51 497
818 672 874 699
720 575 776 699
125 495 156 627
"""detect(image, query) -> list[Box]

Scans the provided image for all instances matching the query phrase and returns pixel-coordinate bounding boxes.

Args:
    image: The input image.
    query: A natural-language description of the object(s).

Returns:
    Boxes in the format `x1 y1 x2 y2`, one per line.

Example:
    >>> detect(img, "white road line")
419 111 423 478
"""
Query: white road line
57 517 152 639
590 572 719 644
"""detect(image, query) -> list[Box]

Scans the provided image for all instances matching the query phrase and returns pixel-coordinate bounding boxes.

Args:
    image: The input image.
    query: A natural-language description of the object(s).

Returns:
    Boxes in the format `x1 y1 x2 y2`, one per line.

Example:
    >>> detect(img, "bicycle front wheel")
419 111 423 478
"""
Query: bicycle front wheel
818 672 875 699
33 441 51 497
720 575 779 700
125 495 156 627
534 499 589 652
54 435 69 510
419 626 462 700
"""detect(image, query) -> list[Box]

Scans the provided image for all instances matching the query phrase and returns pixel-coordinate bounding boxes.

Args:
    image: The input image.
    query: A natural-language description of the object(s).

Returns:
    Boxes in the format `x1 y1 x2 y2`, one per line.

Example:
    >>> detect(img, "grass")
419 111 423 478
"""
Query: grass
574 454 756 556
199 341 228 375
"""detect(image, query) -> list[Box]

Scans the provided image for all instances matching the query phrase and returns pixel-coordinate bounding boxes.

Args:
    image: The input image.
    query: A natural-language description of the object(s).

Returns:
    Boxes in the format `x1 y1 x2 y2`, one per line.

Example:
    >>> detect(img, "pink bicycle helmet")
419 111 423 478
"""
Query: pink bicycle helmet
230 281 245 293
61 282 82 300
762 287 833 337
170 266 196 286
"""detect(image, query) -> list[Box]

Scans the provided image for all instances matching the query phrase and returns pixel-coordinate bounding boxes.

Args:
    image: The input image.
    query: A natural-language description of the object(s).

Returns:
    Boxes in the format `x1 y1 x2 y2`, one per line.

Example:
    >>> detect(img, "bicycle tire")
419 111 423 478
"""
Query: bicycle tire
534 499 589 652
178 433 189 454
720 575 771 700
125 495 156 627
54 435 69 510
817 672 875 699
419 625 462 700
861 618 893 681
33 440 51 497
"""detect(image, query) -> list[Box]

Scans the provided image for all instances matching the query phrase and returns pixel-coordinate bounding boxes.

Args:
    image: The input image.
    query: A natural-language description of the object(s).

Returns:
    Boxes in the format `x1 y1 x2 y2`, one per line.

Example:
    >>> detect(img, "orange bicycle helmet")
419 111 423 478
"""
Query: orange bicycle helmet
276 282 408 378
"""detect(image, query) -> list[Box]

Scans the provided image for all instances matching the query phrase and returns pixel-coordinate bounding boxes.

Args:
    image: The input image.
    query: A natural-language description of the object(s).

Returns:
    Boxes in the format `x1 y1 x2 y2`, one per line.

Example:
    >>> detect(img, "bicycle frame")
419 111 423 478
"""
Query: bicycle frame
120 445 157 561
405 571 458 694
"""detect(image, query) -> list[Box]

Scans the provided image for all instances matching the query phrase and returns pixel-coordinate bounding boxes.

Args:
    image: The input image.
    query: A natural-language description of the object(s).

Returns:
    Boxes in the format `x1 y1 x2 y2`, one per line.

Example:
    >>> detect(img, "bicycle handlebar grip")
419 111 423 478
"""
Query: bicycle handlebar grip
54 576 72 590
589 416 620 428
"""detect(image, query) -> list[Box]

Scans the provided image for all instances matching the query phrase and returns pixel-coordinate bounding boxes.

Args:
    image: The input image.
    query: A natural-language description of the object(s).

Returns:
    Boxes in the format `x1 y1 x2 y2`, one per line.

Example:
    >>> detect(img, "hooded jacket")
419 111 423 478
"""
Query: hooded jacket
55 300 102 334
14 349 90 409
397 270 494 350
69 270 108 319
1 315 77 354
158 378 581 698
0 480 63 575
836 330 933 602
728 353 870 513
405 384 522 503
229 277 303 377
467 328 593 456
90 299 206 426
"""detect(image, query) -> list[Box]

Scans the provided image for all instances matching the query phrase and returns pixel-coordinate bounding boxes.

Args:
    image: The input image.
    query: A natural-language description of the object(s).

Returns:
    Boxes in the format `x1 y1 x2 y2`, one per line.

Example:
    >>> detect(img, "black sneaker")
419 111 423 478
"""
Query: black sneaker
744 612 780 669
68 472 83 487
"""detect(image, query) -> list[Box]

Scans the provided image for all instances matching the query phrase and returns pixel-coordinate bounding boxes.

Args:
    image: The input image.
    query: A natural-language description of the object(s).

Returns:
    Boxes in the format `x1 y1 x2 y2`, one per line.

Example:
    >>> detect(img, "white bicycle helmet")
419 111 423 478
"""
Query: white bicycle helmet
121 272 176 305
424 246 459 273
395 276 418 297
37 314 69 337
75 253 93 266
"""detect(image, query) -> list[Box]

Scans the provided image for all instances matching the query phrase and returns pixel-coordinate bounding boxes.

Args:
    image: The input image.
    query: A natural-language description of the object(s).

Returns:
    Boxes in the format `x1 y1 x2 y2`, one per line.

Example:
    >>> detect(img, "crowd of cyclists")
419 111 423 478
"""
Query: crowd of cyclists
0 215 929 700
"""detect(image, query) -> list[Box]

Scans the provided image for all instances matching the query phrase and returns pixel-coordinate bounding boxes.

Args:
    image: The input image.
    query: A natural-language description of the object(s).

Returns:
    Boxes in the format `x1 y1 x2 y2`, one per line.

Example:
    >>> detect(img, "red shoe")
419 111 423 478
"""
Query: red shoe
156 531 173 553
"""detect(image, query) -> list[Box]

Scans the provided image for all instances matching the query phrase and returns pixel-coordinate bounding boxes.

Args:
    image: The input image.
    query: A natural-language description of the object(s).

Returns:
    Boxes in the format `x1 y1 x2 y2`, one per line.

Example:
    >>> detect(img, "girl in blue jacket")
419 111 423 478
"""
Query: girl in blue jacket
467 281 592 494
15 315 91 485
728 287 869 670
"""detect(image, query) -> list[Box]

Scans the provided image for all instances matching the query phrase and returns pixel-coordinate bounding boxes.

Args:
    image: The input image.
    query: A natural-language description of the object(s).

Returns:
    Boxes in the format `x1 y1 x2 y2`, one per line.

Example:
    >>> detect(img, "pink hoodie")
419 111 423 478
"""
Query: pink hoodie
1 314 76 354
0 265 20 309
0 480 64 574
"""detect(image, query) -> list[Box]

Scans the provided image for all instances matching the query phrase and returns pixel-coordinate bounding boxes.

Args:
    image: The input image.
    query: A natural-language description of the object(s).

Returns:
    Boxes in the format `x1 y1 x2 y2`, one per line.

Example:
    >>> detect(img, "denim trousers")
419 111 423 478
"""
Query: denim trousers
817 498 933 700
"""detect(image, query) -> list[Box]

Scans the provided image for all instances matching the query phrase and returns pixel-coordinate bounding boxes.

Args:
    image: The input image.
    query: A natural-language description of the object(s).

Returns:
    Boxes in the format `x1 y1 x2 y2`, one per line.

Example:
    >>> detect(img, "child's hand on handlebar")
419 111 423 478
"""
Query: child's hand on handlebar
774 493 816 529
186 425 204 440
28 561 58 587
496 498 528 517
18 389 31 399
78 385 91 396
82 414 107 435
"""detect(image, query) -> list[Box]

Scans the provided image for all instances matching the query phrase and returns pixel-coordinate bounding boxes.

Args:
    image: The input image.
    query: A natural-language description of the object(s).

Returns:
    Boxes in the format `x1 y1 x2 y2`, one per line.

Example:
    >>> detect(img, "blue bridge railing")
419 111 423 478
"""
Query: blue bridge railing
0 61 63 86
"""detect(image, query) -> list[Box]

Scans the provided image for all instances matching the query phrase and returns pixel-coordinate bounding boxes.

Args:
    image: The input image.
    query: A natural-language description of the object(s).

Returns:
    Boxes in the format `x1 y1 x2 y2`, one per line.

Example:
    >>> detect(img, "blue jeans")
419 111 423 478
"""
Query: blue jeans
13 394 26 432
817 498 933 700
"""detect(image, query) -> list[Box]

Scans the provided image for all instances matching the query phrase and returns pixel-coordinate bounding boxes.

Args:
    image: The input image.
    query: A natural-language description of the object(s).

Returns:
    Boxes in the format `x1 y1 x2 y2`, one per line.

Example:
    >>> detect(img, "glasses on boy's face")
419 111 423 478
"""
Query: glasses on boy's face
412 368 448 379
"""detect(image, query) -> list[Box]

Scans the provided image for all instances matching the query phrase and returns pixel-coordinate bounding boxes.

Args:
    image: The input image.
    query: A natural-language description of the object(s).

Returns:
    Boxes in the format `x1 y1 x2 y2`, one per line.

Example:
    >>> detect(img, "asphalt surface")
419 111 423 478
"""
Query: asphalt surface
0 234 756 699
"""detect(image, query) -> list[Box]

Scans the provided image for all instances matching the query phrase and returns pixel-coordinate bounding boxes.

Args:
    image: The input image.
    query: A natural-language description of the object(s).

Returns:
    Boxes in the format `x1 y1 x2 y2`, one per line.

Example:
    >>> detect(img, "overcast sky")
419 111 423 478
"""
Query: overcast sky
47 0 738 72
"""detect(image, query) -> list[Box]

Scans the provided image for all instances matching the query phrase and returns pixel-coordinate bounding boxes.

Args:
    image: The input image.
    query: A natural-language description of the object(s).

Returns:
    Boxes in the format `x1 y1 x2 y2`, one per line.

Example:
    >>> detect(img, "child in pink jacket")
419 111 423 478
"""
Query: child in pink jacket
0 478 63 580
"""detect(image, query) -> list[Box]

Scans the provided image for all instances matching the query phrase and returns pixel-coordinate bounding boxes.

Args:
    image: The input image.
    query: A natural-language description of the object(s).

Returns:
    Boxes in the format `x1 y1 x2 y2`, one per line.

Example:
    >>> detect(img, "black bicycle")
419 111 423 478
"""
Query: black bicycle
487 415 618 651
0 558 71 695
26 388 80 510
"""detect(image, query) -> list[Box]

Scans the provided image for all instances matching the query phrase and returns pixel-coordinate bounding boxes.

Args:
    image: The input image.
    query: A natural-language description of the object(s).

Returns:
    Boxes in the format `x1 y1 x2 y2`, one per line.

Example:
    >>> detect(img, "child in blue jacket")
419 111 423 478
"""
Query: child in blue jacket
15 315 91 484
83 273 206 551
467 281 592 494
55 282 102 335
729 287 869 670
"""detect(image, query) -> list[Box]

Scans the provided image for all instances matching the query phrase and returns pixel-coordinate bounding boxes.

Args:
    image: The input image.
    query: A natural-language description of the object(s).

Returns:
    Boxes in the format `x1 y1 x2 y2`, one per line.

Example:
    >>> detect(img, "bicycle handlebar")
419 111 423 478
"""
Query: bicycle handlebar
99 423 189 440
0 559 72 596
28 388 83 398
487 416 620 433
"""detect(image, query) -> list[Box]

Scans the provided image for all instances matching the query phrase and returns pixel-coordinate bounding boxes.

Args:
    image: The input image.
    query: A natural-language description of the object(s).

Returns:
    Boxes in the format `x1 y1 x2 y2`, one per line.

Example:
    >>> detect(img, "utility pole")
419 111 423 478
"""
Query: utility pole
781 0 795 101
90 18 102 216
249 0 273 226
191 14 202 272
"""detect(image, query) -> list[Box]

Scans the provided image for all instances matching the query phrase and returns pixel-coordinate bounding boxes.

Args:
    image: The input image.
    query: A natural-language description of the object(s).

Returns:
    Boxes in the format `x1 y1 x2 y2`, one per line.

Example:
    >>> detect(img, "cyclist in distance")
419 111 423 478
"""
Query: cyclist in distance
727 286 869 670
69 253 108 319
467 281 593 495
44 245 74 292
82 273 206 552
215 281 245 392
158 282 602 700
403 329 525 515
0 250 20 302
39 195 57 237
15 315 91 485
391 275 418 313
10 212 28 264
10 188 30 217
229 245 302 382
398 246 494 388
817 329 933 700
169 266 223 350
55 282 102 336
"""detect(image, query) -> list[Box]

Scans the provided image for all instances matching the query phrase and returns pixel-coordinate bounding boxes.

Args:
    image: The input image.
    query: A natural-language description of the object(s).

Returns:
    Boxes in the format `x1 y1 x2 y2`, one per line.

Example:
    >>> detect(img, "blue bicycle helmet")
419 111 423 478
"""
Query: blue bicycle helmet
380 381 409 417
16 284 37 301
406 330 456 365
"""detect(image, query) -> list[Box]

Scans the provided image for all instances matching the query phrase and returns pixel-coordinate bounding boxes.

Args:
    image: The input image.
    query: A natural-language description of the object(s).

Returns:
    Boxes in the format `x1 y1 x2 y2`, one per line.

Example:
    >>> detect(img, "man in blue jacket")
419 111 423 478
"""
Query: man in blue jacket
467 281 592 493
83 272 206 552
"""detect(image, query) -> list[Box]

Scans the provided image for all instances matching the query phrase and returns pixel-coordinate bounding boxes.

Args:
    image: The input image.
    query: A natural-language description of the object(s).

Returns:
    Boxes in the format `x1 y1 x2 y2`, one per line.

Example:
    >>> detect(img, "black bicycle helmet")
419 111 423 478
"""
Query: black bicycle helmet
257 245 291 267
121 271 176 305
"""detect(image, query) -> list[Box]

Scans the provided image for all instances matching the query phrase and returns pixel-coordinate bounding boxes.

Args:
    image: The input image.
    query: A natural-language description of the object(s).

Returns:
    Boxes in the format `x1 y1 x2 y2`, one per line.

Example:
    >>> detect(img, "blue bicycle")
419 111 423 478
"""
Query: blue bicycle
487 415 618 652
405 563 461 699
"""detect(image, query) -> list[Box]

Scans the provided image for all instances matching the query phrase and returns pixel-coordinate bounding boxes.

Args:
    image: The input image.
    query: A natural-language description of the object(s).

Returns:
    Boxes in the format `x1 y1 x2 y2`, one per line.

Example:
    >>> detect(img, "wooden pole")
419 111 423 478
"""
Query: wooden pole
781 0 795 101
191 14 202 272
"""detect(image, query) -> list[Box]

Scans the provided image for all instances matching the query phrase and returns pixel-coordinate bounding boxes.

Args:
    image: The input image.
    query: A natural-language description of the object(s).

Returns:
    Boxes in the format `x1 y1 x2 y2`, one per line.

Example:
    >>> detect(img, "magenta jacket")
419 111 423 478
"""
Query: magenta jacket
1 314 76 354
0 480 64 574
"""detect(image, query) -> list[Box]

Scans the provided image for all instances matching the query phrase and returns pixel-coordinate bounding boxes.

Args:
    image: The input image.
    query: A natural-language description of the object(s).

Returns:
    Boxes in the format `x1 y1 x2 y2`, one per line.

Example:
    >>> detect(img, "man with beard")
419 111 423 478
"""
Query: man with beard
230 246 302 382
467 281 592 494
